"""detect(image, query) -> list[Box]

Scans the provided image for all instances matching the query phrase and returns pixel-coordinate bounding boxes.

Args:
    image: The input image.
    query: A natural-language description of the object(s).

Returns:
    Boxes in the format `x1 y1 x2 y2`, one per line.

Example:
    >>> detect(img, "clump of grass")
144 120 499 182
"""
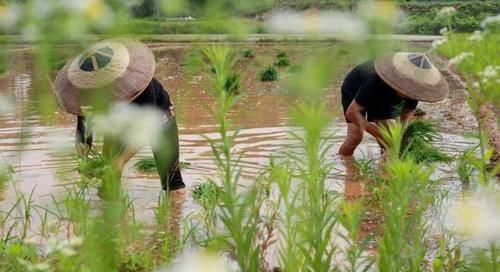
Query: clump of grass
277 51 288 59
224 72 241 96
242 48 255 58
259 66 278 81
274 51 290 67
401 120 452 163
192 181 223 205
77 151 107 179
274 56 290 67
134 157 157 173
135 157 191 173
457 145 477 183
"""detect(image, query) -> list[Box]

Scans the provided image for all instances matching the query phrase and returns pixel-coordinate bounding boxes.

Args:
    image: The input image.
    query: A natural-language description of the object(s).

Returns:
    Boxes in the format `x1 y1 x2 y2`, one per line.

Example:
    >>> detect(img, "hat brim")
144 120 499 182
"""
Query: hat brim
374 54 449 103
54 39 155 115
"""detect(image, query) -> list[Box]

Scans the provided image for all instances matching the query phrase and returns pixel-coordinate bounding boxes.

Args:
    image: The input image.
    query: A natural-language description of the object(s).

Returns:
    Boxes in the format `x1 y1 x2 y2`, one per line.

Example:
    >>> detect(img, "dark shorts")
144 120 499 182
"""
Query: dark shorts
341 89 397 123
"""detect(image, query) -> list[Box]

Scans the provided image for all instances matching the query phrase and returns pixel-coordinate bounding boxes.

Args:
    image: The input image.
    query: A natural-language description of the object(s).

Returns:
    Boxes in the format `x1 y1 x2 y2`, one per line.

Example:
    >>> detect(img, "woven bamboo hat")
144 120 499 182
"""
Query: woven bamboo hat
54 38 155 115
374 52 449 102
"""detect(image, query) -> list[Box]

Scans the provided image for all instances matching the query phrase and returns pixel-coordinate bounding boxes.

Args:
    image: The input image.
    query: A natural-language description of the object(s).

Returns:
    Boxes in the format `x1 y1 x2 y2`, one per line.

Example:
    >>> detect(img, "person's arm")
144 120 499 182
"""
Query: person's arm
345 101 383 141
400 107 415 123
76 116 93 157
400 99 419 124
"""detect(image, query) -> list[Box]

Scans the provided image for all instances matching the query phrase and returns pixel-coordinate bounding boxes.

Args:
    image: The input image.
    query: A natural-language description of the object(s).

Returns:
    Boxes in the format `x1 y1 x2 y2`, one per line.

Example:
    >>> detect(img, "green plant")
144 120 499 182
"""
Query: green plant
402 120 452 163
242 48 255 58
134 157 157 173
378 123 435 271
277 51 288 59
224 72 241 96
457 145 478 183
274 56 290 67
259 66 278 81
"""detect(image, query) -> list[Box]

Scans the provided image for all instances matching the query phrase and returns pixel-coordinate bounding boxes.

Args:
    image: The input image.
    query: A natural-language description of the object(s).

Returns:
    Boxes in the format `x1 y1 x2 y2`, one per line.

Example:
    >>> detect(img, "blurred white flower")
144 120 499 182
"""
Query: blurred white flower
446 189 500 245
31 0 54 20
60 247 77 256
46 237 82 256
266 10 367 39
68 236 84 247
439 27 448 35
162 250 230 272
471 81 480 89
480 14 500 29
467 30 483 42
431 38 447 50
479 65 499 79
437 6 456 18
93 103 164 149
0 95 15 116
448 52 473 66
0 4 20 30
31 262 50 271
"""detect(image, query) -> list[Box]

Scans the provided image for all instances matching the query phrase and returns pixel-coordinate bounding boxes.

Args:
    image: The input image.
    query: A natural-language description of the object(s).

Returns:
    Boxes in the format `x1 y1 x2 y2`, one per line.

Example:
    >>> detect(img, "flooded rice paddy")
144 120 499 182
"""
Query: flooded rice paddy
0 42 477 239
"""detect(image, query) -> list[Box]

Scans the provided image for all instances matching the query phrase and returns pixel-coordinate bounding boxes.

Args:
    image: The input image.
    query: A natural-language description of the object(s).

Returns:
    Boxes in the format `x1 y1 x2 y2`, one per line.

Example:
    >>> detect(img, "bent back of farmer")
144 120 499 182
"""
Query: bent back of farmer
338 52 449 156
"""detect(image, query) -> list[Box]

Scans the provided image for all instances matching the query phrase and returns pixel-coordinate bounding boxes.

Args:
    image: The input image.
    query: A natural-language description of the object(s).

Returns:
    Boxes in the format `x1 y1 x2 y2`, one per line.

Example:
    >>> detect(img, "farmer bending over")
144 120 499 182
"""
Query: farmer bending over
338 52 449 156
53 39 185 195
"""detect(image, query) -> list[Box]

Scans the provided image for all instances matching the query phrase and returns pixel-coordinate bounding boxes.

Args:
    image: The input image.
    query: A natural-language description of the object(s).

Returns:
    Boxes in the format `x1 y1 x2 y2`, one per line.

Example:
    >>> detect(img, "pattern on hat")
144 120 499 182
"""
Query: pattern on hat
53 38 156 115
68 41 130 89
375 52 449 102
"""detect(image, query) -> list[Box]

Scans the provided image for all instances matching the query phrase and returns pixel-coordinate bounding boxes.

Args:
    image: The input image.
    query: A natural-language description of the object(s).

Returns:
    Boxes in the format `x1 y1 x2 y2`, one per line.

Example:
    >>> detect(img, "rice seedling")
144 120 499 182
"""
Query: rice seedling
457 145 478 183
401 120 452 163
242 48 255 58
259 66 278 81
135 157 157 173
277 52 288 59
274 56 290 67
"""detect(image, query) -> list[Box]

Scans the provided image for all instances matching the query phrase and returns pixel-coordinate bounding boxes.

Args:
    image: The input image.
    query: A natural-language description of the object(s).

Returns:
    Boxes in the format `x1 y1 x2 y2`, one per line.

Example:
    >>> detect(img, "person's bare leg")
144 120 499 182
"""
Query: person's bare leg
338 123 364 156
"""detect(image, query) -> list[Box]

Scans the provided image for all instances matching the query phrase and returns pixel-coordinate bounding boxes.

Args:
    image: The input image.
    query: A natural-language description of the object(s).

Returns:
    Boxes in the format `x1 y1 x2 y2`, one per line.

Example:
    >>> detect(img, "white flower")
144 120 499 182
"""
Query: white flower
161 250 230 272
471 82 480 89
439 27 448 36
0 4 20 30
437 6 456 18
69 236 84 247
60 247 77 256
431 38 447 50
480 65 498 79
481 14 500 29
448 52 473 66
93 103 164 150
445 188 500 245
467 30 483 42
266 10 367 39
32 262 50 271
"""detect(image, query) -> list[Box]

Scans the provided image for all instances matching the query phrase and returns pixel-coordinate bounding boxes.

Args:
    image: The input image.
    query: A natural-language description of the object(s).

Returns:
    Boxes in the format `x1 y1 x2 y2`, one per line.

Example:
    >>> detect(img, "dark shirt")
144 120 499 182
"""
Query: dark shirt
76 78 172 142
341 60 418 121
132 78 173 111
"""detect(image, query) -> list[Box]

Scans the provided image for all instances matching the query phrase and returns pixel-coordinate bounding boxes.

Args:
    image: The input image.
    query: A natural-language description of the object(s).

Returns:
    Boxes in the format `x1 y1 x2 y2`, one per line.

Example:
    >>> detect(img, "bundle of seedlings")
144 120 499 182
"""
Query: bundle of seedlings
401 120 452 163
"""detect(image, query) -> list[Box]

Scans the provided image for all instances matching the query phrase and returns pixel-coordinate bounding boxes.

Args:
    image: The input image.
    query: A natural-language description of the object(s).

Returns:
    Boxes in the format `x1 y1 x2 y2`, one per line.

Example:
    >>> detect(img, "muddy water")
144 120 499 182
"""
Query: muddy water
0 42 477 239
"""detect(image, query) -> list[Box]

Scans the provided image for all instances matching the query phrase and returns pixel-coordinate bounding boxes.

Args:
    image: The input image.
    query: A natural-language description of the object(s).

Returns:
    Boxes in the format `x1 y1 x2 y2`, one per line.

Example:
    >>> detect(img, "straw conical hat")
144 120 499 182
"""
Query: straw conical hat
54 38 155 115
374 52 449 102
